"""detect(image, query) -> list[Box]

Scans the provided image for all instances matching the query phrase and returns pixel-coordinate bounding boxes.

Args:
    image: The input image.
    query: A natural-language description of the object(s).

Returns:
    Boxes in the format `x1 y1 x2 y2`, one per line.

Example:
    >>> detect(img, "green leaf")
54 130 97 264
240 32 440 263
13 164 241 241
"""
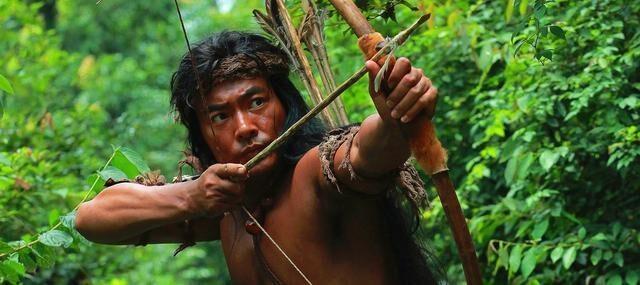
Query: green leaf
0 74 14 94
506 0 515 22
60 212 76 230
549 25 565 39
505 153 534 185
48 209 60 227
562 246 577 269
38 230 73 248
550 247 563 263
521 247 537 278
607 274 622 285
590 249 602 265
18 252 37 272
98 166 128 181
613 252 624 267
1 259 25 284
31 243 55 268
534 1 547 19
509 245 523 274
0 241 14 253
531 218 549 240
626 271 638 285
539 150 560 172
519 0 529 15
497 246 509 270
578 227 587 239
535 49 553 61
111 147 150 179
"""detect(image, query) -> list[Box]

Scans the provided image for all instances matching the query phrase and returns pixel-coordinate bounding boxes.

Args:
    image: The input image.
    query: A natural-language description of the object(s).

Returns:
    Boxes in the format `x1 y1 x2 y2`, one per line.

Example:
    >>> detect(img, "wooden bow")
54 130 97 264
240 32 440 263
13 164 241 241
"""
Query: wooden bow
327 1 483 284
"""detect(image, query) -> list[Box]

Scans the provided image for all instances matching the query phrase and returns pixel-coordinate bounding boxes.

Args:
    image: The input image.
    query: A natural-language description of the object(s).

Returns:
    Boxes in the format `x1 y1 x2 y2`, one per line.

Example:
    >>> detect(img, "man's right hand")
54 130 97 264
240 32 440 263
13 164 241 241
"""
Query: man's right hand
187 163 249 217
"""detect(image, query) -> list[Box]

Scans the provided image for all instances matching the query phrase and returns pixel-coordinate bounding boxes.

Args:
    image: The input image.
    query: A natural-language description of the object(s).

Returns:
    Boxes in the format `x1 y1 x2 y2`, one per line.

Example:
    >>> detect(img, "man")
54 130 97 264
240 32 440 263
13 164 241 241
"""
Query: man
75 31 441 284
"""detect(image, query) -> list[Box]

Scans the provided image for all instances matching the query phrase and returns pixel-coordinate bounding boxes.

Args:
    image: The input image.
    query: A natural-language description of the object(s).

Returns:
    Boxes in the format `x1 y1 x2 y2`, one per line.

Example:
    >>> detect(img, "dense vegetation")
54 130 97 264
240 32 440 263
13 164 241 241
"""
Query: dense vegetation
1 0 638 284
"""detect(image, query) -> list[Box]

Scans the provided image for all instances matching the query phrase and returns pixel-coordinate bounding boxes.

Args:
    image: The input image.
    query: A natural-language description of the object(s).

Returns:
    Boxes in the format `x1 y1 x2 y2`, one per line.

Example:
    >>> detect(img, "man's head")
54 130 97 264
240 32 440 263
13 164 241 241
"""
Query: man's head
170 31 325 171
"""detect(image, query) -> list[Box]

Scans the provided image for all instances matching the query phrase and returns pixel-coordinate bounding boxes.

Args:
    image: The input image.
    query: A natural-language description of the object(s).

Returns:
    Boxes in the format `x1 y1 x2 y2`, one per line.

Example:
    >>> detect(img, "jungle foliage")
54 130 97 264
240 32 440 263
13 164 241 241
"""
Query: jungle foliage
1 0 638 284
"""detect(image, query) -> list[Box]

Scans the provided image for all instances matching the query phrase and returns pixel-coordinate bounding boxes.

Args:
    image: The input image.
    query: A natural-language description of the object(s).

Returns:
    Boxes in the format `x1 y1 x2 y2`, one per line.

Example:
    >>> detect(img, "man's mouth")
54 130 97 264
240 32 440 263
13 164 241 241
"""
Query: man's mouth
242 143 267 159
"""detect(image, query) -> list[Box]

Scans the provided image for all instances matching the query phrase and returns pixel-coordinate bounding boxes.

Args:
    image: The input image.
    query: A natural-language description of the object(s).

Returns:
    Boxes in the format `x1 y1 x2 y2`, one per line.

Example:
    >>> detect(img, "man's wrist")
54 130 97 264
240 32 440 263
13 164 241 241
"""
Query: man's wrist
173 179 205 219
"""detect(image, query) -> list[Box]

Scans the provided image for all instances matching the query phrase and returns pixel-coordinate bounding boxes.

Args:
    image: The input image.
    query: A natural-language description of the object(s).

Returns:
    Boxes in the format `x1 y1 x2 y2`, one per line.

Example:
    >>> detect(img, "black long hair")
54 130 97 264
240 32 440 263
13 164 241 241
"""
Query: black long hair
170 31 325 167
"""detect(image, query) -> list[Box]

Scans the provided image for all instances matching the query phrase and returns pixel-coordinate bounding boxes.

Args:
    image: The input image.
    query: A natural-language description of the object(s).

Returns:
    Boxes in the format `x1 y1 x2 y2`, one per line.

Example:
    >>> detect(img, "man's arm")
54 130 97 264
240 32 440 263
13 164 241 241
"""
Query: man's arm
75 163 248 245
328 58 438 194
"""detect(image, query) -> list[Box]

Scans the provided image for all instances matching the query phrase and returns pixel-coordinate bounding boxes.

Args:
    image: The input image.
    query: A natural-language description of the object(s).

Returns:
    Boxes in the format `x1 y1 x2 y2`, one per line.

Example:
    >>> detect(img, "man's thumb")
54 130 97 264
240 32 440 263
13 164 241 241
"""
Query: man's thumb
366 60 382 95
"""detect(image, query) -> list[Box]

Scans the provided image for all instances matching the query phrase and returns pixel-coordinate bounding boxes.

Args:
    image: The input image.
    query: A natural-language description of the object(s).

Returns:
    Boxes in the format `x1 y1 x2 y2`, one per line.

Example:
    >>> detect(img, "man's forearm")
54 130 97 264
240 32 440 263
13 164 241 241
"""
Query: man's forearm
351 114 411 177
75 181 197 244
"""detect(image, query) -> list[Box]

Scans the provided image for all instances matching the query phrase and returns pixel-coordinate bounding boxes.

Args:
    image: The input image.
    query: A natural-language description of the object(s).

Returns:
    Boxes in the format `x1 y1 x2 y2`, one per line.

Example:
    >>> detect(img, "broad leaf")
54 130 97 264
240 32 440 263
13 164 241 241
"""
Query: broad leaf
539 150 560 172
607 274 622 285
509 245 523 274
549 25 565 39
531 218 549 240
98 166 128 181
111 147 150 179
39 230 73 248
562 246 577 269
550 247 563 263
505 153 534 185
613 252 624 267
521 247 537 279
626 271 639 285
60 212 76 230
590 249 602 265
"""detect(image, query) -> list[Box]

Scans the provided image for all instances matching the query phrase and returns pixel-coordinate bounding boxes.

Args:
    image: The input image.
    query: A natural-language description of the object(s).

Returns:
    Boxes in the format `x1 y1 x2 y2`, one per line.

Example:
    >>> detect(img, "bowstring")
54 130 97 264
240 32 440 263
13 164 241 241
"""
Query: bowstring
172 1 312 284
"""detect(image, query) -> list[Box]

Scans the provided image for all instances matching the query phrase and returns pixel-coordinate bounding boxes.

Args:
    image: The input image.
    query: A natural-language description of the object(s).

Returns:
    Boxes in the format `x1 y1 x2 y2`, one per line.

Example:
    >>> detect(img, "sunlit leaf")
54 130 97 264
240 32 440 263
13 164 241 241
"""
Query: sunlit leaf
98 166 128 181
111 147 150 179
539 150 560 171
562 246 577 269
506 0 515 22
551 247 563 263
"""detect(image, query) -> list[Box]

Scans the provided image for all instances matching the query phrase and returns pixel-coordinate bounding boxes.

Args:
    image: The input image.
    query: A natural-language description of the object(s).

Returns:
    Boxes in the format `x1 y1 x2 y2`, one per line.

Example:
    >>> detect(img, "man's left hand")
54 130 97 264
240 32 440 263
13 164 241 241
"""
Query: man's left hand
366 57 437 124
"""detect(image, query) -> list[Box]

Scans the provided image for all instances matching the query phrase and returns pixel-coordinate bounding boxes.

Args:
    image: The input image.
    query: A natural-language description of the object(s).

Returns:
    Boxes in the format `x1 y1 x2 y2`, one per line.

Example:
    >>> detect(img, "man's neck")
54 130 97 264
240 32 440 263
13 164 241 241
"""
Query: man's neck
243 164 288 210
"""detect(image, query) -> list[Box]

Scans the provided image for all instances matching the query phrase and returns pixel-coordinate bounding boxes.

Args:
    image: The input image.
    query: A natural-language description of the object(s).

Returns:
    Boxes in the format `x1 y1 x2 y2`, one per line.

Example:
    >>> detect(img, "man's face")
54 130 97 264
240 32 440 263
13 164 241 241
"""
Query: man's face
197 77 286 175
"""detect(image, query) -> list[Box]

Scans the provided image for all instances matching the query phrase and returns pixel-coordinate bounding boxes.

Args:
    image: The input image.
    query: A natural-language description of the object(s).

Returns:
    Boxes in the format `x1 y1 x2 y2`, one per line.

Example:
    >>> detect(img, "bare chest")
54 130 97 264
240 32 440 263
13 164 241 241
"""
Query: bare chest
218 187 397 285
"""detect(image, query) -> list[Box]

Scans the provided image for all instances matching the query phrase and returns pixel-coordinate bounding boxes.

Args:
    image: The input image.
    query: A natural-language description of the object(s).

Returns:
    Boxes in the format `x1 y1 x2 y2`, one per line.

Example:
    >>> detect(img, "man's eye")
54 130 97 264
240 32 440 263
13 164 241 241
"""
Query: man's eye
250 98 265 109
211 113 228 123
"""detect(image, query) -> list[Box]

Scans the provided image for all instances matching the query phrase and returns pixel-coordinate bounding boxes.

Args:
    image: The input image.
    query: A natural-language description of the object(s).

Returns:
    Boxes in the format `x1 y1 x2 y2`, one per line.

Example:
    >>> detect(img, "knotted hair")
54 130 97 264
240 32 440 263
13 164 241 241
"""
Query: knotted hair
170 31 325 168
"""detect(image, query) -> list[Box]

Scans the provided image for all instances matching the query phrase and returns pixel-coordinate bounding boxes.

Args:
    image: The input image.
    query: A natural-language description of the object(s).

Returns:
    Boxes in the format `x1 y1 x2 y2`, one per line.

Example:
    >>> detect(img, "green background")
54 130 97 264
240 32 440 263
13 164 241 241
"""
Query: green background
1 0 638 284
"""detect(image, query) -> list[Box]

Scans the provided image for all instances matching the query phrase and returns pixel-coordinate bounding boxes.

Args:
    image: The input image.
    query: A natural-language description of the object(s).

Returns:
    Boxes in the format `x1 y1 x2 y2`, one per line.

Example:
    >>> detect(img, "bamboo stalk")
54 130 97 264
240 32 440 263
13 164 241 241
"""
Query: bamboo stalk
245 14 429 169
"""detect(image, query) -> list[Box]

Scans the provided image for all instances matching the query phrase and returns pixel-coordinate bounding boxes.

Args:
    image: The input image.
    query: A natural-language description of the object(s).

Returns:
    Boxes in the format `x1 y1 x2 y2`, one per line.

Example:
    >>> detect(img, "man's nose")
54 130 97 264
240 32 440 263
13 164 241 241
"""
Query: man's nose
234 113 259 141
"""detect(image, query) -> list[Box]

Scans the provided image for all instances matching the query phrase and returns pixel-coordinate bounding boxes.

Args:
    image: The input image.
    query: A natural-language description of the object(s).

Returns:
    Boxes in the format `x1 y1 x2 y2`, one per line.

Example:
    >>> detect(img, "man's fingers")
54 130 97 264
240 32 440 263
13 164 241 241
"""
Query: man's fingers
402 86 438 122
213 163 248 180
386 57 411 92
390 76 428 120
386 68 423 110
